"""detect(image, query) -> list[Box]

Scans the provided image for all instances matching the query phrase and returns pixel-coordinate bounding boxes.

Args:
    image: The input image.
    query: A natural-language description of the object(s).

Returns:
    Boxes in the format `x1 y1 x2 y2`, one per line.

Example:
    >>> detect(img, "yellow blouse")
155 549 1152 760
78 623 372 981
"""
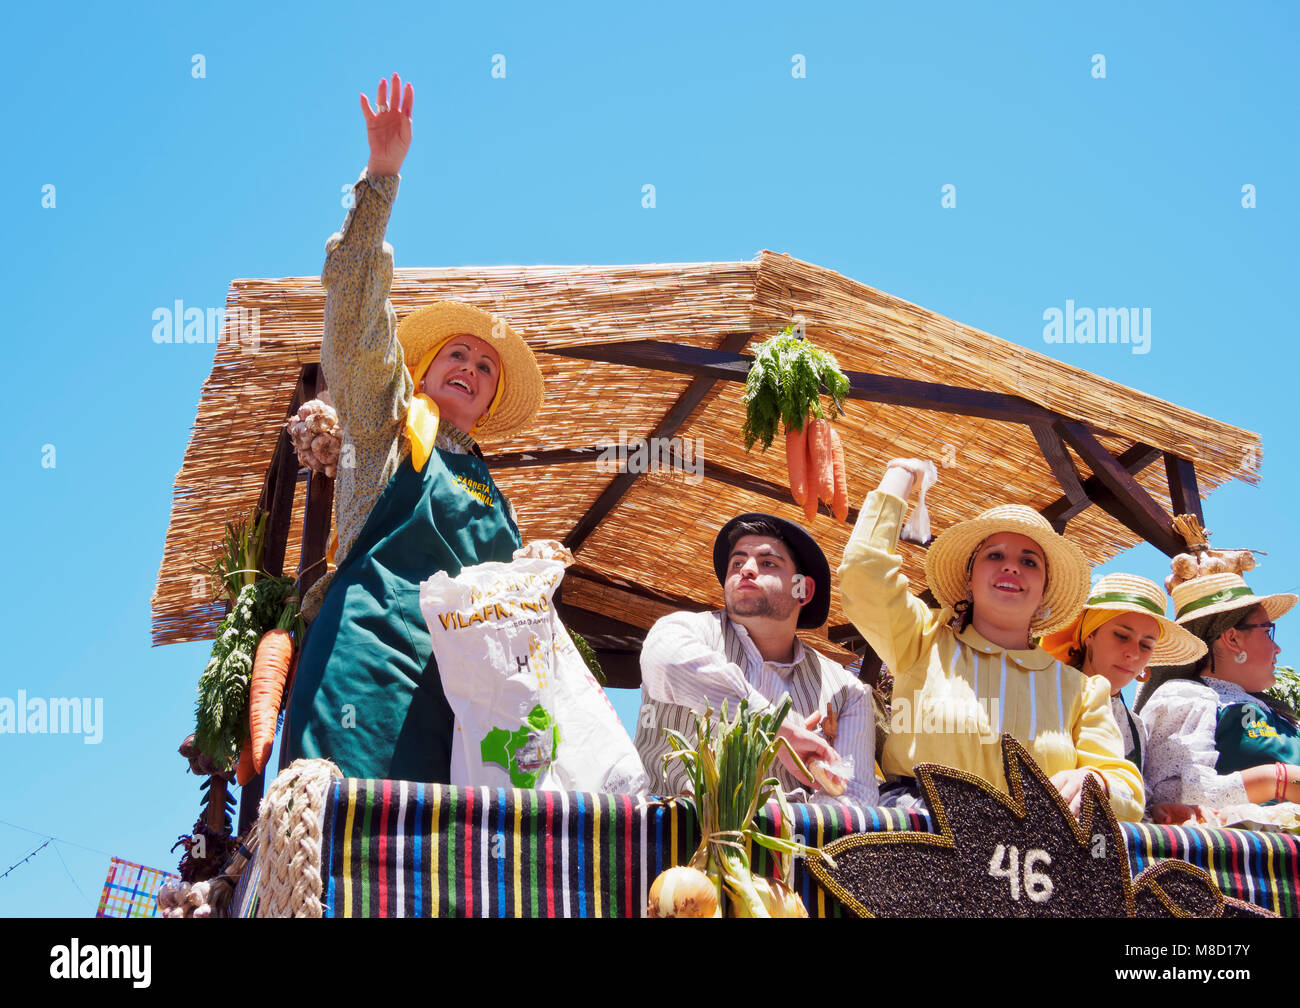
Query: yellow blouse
838 491 1145 821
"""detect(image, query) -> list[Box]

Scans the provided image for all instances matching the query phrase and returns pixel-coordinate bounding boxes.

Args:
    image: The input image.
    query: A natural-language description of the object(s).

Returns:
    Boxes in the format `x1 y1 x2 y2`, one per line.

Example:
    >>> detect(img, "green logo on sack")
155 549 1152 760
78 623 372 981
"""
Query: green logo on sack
481 704 560 788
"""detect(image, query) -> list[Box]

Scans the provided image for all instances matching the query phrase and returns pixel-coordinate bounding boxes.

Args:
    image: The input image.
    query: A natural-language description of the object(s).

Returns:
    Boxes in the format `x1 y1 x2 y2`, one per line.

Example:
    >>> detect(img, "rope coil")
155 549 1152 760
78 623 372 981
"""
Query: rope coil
253 758 342 918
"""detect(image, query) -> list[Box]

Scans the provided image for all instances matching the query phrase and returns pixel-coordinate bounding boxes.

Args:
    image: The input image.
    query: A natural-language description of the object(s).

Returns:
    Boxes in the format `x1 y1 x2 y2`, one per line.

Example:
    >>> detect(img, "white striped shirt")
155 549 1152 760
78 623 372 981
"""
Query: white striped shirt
632 610 879 808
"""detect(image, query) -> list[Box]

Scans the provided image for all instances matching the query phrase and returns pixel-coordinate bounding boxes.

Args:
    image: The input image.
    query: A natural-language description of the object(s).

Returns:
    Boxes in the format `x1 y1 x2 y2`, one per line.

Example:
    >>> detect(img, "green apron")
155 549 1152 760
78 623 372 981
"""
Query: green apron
1215 700 1300 781
284 445 521 781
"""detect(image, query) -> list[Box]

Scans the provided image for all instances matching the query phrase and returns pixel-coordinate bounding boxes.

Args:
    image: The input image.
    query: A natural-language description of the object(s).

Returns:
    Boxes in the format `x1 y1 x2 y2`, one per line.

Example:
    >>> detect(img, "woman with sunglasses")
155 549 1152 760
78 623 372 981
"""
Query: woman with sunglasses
1139 571 1300 809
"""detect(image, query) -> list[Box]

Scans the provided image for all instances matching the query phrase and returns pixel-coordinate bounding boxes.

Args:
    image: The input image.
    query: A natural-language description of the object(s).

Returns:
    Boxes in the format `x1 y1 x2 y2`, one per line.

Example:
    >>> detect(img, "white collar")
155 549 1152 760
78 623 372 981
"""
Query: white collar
1201 676 1258 707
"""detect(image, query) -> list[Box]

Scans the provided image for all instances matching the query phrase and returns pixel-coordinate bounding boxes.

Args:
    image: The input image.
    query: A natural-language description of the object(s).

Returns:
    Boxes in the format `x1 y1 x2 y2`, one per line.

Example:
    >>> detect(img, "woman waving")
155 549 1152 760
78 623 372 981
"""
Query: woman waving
283 74 545 782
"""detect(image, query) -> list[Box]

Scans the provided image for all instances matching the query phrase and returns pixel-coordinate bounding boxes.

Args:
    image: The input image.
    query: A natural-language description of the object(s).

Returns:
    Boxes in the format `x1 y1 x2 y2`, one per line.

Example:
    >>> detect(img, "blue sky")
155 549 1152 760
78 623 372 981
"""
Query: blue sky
2 1 1297 916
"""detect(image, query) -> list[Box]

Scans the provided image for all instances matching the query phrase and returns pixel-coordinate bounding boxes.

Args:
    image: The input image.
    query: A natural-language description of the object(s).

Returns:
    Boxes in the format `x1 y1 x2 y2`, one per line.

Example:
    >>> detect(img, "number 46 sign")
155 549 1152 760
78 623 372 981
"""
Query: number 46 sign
806 734 1274 918
987 843 1053 903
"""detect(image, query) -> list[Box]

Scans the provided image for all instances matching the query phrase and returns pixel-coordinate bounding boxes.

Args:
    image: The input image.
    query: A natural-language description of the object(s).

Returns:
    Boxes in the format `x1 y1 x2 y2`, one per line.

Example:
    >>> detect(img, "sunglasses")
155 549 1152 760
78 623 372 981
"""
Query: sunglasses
1238 622 1277 642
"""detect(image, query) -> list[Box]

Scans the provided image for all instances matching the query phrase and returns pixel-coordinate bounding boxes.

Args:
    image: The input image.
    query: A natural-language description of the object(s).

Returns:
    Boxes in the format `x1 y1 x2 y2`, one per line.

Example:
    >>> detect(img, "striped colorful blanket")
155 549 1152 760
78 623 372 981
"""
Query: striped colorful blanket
234 781 1298 917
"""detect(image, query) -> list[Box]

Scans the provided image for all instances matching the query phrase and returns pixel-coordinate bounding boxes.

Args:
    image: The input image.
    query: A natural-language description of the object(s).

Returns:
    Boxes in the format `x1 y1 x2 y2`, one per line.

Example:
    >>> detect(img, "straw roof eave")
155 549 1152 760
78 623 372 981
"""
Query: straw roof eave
150 252 1259 651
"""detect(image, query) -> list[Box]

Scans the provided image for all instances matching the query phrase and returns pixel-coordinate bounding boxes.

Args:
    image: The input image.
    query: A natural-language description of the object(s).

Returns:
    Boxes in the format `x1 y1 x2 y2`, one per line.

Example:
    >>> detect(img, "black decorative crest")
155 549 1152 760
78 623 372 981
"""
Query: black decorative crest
807 735 1274 918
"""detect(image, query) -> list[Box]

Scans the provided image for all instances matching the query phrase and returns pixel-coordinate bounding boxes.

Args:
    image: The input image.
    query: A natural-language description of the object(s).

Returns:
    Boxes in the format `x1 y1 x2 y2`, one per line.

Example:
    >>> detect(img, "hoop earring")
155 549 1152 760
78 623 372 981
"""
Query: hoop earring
1033 604 1051 623
949 589 973 631
1136 669 1150 683
1234 650 1248 665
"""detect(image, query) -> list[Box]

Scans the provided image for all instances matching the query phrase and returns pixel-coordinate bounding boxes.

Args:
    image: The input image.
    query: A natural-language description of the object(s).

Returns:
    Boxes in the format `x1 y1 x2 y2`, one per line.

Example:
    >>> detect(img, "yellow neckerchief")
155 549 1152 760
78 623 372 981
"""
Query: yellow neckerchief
406 392 442 473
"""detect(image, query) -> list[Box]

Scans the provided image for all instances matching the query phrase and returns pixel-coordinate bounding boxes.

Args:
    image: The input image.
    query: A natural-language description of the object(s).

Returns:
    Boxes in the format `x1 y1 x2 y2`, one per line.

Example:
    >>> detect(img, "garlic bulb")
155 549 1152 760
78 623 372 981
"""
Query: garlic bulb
287 399 342 477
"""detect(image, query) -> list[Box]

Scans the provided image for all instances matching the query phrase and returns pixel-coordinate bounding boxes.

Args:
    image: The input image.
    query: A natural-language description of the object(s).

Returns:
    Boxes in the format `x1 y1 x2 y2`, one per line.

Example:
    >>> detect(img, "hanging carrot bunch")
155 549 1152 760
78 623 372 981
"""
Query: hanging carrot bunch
742 327 851 523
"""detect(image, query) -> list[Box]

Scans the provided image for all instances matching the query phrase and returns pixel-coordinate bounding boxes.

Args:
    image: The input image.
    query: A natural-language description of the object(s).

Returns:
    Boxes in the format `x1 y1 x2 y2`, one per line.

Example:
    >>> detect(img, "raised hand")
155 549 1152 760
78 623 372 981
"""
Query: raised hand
879 457 934 501
361 72 414 177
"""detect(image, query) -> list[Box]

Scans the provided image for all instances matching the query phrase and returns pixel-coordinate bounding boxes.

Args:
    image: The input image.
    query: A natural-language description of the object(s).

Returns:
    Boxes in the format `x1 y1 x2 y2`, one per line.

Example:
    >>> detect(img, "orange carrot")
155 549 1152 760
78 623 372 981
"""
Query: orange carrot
236 735 255 786
785 419 809 506
803 420 821 523
809 418 835 506
249 628 295 775
830 425 849 522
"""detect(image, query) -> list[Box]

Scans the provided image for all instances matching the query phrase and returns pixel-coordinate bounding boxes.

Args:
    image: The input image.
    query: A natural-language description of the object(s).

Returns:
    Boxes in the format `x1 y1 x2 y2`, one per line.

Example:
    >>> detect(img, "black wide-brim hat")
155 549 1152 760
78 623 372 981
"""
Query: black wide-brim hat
712 513 832 629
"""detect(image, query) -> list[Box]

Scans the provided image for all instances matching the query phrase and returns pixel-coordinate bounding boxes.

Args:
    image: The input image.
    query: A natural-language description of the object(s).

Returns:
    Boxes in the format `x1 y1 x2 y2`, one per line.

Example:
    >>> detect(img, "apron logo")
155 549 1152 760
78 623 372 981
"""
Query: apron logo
454 473 494 507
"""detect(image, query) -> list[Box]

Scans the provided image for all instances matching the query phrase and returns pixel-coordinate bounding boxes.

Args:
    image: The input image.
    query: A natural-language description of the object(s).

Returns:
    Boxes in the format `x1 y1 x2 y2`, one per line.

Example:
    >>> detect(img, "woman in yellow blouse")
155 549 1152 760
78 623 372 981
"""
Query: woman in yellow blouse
838 459 1145 821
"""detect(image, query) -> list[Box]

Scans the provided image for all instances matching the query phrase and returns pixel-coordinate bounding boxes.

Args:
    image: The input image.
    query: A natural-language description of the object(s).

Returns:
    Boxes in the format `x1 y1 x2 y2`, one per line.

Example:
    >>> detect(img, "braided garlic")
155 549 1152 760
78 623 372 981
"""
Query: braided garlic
286 397 342 478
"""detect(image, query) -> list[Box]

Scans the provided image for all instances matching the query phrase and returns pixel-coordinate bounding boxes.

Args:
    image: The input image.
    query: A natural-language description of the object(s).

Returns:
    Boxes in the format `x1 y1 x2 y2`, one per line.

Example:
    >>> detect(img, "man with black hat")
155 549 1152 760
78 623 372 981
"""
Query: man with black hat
632 513 878 807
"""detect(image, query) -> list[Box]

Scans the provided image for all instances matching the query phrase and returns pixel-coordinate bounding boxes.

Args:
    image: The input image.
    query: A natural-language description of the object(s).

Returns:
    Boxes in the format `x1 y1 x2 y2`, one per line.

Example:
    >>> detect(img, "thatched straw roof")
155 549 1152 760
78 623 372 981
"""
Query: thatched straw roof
151 251 1259 658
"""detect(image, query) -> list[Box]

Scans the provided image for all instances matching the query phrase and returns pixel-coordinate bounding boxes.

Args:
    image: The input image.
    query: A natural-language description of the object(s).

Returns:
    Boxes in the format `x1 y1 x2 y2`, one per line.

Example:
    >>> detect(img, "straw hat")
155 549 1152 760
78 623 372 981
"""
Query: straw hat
1169 572 1297 626
924 504 1091 634
1043 573 1206 667
397 302 545 440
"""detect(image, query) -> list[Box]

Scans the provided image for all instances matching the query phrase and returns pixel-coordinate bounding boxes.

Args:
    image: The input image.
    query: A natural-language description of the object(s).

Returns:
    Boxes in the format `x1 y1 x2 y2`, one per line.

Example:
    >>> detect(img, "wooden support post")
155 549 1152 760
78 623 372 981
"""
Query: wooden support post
240 369 309 838
1030 420 1087 525
1040 443 1162 533
297 364 335 599
258 370 308 579
1054 422 1182 556
1165 453 1203 525
299 472 334 597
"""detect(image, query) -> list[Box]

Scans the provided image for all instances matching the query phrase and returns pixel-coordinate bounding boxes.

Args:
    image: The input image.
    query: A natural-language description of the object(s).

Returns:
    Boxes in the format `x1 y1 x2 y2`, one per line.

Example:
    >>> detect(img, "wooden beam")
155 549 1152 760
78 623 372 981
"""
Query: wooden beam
1030 420 1087 517
257 371 307 580
563 334 753 553
545 339 1059 426
1040 443 1162 530
298 364 334 599
545 339 749 383
1054 422 1182 556
485 445 609 470
1165 453 1203 525
241 369 309 837
827 622 861 649
299 471 334 597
